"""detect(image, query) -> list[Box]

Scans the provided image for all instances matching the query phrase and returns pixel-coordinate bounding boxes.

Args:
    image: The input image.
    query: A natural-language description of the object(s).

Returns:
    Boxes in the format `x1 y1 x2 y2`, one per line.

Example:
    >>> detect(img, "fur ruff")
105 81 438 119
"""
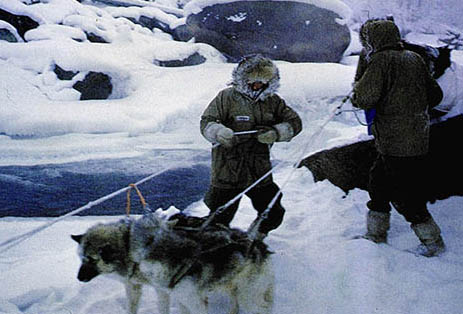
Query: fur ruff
231 54 280 101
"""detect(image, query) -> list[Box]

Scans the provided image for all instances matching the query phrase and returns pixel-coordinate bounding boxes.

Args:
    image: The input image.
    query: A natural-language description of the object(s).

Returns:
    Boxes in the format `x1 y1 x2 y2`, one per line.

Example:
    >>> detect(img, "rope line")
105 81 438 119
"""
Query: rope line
170 101 345 286
203 100 345 235
0 95 348 255
337 108 370 126
0 166 176 255
247 101 345 238
126 183 148 217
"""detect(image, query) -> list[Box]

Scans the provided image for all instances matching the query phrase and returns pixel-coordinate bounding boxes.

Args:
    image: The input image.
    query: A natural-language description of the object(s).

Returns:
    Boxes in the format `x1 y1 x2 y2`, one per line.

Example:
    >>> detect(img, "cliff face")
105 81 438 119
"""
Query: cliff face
300 115 463 203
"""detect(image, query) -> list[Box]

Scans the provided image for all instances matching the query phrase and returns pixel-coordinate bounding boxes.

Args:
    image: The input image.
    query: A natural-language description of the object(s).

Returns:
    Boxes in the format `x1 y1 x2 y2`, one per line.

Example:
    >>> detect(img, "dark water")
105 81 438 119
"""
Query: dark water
0 150 211 217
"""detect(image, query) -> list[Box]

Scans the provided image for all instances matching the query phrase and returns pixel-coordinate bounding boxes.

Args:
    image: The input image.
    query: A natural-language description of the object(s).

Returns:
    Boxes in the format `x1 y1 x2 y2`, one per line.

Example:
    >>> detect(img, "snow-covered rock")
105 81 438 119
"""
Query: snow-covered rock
182 0 352 62
104 5 185 39
0 7 39 40
301 115 463 203
73 72 113 100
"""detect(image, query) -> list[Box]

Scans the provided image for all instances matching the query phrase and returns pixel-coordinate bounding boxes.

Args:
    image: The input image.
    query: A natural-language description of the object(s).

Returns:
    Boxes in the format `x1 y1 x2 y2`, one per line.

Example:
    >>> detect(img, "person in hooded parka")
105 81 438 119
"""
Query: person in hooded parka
351 19 445 256
200 54 302 239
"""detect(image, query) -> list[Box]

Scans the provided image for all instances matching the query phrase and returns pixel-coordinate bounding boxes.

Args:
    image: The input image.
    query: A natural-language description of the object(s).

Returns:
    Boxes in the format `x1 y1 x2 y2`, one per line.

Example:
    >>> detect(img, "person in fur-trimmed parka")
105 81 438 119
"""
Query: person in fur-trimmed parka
352 19 445 256
200 54 302 238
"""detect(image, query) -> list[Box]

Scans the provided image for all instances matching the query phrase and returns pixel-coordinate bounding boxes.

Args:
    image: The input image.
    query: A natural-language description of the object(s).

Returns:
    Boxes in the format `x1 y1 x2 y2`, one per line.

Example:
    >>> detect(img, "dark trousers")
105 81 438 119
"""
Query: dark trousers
204 182 285 235
368 154 432 224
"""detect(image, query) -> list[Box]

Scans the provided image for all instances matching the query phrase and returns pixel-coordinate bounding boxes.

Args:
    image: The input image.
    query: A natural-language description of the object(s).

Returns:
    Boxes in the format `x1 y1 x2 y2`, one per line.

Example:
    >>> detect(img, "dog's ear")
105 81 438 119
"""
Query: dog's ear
71 234 84 243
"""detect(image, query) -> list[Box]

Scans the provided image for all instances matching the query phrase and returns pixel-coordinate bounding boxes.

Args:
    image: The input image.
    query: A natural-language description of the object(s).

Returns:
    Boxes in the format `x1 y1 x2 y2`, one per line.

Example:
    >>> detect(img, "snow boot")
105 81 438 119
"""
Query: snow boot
411 218 446 257
364 211 390 244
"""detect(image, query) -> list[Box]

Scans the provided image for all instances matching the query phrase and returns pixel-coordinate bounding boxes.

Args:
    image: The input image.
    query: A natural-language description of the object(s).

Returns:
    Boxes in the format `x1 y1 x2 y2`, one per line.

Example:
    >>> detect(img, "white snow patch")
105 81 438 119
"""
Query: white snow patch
226 12 247 22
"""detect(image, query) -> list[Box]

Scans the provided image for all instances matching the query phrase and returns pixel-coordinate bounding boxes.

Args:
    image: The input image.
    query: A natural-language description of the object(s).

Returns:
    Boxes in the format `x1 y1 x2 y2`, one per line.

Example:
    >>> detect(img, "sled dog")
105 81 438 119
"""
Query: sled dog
71 211 274 314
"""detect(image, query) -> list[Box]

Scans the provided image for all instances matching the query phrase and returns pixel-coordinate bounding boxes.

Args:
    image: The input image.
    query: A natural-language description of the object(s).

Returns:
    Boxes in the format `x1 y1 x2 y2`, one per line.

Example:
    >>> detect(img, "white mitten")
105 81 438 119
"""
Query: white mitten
216 127 235 148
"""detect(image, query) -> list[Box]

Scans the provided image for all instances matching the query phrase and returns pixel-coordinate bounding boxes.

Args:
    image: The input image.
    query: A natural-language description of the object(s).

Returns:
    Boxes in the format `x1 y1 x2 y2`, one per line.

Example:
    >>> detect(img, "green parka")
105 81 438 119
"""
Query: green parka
352 20 443 157
201 55 302 189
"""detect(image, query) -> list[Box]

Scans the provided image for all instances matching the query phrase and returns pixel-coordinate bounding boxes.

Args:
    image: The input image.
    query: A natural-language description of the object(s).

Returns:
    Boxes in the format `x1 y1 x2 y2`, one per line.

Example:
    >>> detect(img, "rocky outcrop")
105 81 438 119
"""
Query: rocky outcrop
53 64 78 81
84 32 108 43
181 0 351 62
73 72 113 100
127 15 173 37
0 8 39 40
0 28 18 42
157 52 206 67
301 139 376 193
300 115 463 203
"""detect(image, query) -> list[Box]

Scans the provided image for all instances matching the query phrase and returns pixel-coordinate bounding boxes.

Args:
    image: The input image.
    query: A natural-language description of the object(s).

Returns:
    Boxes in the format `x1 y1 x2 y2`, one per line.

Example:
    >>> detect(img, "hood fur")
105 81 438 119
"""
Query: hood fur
359 19 401 54
232 54 280 101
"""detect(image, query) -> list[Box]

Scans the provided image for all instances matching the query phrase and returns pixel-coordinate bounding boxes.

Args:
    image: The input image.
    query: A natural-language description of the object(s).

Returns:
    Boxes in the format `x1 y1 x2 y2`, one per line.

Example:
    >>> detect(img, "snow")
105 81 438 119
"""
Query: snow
433 62 463 118
0 0 46 24
1 0 463 313
2 182 463 313
226 12 247 22
105 6 183 30
343 0 463 35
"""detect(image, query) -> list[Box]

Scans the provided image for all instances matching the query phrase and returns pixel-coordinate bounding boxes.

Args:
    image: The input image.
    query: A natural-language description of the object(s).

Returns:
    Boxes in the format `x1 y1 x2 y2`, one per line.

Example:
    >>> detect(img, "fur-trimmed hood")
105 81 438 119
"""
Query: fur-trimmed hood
231 54 280 101
359 19 402 54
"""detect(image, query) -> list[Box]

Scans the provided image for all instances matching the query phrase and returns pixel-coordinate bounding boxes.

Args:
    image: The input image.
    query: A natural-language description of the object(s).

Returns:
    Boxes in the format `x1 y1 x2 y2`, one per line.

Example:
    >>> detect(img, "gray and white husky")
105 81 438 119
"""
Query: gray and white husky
71 211 274 314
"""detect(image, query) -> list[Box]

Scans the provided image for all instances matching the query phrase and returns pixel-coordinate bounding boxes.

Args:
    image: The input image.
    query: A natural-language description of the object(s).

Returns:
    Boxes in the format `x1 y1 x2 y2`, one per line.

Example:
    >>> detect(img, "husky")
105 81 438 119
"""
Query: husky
71 211 274 314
